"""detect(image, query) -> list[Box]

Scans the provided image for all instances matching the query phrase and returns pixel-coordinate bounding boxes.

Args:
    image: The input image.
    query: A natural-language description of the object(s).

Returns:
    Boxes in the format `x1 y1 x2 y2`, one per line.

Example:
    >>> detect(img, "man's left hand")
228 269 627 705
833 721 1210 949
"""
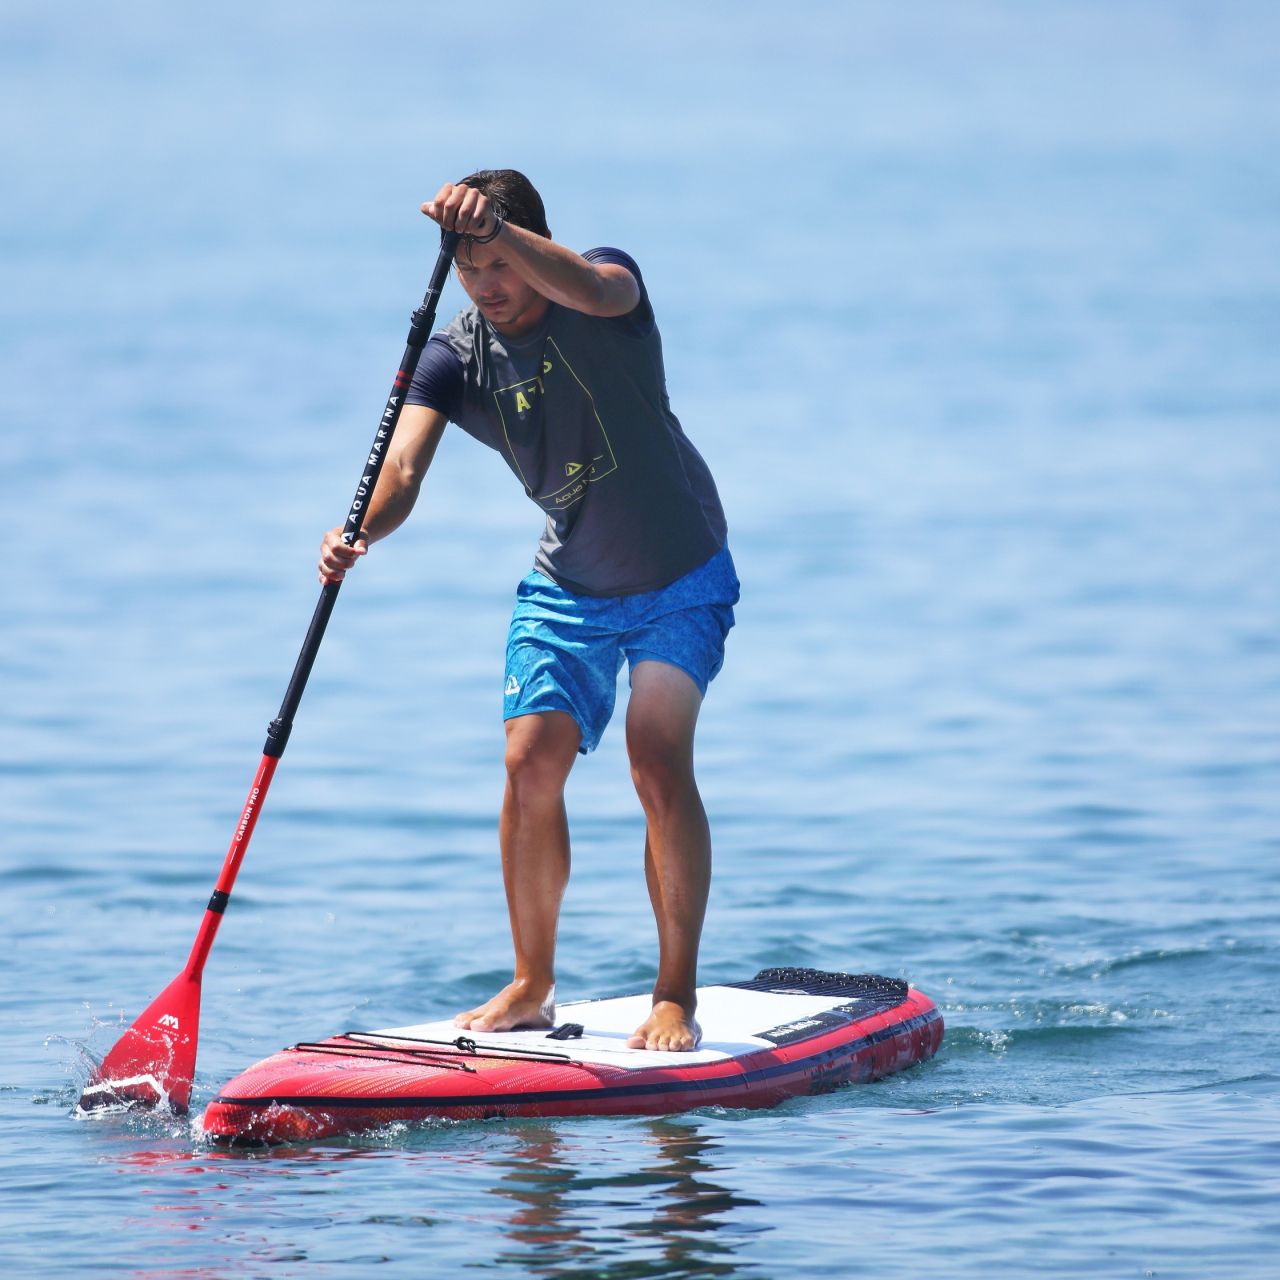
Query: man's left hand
422 183 500 239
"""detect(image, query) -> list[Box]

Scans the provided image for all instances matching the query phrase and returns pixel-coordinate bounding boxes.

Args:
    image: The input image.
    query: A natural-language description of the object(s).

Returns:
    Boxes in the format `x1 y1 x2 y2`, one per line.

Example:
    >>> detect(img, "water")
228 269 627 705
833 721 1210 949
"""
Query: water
3 1 1278 1275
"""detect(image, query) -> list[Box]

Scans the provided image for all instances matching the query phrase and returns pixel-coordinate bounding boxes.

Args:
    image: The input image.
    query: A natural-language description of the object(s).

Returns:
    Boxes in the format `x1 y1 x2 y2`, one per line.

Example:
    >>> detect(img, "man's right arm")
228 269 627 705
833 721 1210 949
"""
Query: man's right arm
318 404 448 583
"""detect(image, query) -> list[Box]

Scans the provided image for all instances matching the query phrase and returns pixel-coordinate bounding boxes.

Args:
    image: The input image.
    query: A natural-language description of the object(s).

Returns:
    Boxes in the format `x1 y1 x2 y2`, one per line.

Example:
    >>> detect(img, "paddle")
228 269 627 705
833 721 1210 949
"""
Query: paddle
77 230 462 1116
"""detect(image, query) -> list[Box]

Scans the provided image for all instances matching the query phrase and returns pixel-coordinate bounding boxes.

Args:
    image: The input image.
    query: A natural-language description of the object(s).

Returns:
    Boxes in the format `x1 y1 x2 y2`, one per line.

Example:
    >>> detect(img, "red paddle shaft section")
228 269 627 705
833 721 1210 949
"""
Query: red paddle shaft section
186 753 280 977
76 753 282 1114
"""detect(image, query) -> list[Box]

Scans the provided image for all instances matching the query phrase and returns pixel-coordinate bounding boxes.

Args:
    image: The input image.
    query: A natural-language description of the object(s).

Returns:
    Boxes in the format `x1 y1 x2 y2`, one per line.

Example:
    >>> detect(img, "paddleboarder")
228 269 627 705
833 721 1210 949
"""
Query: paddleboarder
319 170 737 1052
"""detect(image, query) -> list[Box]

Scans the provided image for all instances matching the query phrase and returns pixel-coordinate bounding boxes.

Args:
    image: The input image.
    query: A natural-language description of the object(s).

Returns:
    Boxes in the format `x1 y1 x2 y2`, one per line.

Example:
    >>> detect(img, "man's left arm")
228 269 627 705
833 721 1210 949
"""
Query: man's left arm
423 183 640 318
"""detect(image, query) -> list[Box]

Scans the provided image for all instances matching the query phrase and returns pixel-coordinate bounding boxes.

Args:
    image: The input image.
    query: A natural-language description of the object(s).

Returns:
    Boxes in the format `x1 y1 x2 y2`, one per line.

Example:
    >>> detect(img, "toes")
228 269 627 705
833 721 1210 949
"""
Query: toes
628 1025 697 1051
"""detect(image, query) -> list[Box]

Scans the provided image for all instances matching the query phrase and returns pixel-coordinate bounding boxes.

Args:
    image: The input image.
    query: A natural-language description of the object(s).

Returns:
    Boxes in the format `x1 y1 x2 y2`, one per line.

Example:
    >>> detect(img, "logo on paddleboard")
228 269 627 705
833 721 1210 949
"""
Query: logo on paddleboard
505 675 520 697
158 1014 180 1029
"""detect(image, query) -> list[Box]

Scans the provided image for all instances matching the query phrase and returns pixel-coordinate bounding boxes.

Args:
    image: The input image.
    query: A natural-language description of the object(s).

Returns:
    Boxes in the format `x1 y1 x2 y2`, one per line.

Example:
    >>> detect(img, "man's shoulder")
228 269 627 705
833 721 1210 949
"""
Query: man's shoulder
442 304 482 342
436 305 489 365
583 246 642 276
580 247 654 335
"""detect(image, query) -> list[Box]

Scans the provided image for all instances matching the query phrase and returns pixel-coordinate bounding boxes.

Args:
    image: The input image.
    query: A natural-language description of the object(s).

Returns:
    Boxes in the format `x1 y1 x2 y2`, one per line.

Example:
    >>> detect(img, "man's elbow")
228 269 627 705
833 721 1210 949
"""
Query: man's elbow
383 451 427 495
588 268 642 318
396 458 428 492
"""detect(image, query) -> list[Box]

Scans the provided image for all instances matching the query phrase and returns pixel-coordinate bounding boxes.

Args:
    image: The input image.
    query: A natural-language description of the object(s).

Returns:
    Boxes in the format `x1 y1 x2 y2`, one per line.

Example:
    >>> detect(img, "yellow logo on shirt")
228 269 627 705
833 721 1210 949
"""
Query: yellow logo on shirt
513 383 541 414
493 337 618 510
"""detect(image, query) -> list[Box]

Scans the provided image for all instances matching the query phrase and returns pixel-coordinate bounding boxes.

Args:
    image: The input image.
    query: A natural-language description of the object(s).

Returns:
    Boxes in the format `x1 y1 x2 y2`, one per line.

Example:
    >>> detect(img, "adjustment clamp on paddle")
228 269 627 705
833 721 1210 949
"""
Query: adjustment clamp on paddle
405 305 434 350
263 717 292 758
405 230 460 349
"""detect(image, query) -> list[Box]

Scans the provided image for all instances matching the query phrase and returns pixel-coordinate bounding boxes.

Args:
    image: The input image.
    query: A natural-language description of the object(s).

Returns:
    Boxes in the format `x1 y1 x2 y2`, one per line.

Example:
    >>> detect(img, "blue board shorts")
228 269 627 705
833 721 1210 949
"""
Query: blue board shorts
503 545 740 754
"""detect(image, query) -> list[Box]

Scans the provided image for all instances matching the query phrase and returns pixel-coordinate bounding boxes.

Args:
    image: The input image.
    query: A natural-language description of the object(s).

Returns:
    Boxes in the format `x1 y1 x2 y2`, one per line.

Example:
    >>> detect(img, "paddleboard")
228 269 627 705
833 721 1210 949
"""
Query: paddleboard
201 968 943 1144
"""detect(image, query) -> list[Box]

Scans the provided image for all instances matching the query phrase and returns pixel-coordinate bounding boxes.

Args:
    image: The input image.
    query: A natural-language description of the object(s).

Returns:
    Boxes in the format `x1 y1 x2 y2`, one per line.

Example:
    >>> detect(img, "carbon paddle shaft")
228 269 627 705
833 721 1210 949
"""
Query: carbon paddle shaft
185 231 461 976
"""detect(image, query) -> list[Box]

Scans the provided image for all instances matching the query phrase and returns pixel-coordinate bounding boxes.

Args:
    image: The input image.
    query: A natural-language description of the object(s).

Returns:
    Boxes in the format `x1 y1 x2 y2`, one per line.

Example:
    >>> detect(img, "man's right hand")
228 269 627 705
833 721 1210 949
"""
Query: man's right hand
319 526 367 584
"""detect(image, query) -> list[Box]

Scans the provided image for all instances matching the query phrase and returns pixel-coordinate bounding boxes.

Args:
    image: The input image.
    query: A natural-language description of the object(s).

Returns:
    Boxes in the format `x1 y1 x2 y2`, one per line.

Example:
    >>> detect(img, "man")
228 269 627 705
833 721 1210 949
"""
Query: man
319 170 737 1051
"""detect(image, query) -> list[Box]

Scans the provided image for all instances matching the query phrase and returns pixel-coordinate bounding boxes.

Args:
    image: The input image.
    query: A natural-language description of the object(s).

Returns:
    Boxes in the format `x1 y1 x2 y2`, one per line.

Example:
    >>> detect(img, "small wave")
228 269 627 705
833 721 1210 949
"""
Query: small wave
1044 802 1149 824
945 1022 1134 1055
1056 946 1216 978
0 863 99 885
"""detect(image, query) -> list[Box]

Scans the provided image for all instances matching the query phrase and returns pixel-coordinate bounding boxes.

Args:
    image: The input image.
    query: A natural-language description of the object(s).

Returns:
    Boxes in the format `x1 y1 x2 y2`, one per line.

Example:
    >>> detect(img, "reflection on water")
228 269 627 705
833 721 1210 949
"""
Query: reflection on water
489 1118 764 1279
93 1115 765 1278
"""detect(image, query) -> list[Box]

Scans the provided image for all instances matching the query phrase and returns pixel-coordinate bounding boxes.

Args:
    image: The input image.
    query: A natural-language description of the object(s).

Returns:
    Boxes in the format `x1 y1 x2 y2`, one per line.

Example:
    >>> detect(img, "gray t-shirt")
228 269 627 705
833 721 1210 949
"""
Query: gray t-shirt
406 248 726 596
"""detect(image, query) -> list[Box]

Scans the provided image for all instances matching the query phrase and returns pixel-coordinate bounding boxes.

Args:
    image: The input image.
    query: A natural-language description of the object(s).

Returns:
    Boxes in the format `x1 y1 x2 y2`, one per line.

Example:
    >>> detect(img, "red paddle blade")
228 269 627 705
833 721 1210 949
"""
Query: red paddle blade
76 970 202 1115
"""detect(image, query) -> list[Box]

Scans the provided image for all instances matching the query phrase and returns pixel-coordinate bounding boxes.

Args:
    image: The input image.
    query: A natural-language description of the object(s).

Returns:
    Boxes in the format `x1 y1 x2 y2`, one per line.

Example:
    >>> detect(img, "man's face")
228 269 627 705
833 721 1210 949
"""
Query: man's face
454 238 549 336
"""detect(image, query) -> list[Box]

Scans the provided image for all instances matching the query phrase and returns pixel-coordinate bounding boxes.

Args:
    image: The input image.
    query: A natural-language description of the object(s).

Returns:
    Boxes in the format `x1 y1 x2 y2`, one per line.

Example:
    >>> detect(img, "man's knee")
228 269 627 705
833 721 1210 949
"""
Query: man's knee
504 712 580 799
627 727 696 816
625 664 703 815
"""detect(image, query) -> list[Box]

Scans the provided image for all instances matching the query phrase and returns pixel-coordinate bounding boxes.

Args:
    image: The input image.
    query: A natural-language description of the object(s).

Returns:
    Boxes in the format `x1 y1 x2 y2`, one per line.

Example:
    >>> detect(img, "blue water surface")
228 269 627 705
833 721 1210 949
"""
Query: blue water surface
3 2 1278 1276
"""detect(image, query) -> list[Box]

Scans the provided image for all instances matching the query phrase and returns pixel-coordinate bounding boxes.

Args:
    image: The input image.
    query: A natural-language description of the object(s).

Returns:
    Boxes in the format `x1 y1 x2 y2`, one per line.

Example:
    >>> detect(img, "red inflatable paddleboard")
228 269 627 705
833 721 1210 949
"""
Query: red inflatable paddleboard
202 968 943 1144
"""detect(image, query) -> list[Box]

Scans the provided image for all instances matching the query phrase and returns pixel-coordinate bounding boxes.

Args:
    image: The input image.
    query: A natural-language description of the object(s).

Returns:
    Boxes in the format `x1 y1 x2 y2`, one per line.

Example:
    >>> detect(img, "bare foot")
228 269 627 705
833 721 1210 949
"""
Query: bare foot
627 1000 701 1052
455 980 555 1032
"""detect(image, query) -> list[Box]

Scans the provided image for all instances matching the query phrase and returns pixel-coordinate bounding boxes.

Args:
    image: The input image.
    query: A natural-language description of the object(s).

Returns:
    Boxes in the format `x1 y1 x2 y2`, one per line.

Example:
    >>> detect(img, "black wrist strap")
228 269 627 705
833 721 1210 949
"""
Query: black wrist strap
468 214 504 245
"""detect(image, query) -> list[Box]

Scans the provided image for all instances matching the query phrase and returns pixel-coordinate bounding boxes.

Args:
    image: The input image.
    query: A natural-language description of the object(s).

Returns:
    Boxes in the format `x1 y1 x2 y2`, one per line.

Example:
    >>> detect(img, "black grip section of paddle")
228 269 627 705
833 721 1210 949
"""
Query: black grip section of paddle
261 235 459 768
208 890 231 915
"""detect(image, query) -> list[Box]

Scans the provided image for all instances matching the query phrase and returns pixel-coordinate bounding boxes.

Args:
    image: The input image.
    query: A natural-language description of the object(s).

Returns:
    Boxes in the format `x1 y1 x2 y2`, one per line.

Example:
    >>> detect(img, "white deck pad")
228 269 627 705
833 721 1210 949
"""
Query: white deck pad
374 986 866 1071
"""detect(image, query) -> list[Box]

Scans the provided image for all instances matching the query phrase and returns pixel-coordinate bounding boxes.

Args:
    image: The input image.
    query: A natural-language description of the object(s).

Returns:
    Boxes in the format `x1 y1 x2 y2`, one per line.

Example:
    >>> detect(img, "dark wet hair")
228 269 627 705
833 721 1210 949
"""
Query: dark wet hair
456 168 551 239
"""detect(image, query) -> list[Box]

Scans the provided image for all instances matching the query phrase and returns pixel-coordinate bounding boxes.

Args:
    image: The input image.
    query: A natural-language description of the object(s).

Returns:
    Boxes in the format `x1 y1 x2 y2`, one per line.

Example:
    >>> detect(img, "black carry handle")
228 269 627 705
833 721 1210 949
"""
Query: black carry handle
264 230 461 758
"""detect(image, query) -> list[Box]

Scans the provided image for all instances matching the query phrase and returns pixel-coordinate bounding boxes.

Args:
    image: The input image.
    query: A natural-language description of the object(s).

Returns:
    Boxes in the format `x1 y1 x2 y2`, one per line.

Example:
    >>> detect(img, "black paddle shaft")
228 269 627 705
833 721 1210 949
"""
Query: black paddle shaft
263 230 460 759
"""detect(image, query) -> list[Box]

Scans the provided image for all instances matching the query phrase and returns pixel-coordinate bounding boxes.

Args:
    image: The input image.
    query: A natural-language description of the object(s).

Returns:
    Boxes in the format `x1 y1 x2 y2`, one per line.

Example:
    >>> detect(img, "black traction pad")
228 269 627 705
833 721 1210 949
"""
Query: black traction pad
728 968 909 1004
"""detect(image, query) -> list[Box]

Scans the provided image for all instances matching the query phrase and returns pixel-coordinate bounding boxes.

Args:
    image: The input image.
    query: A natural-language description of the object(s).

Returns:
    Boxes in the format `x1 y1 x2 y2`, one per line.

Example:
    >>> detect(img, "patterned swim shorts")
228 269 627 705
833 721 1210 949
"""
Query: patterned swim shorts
502 545 740 753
